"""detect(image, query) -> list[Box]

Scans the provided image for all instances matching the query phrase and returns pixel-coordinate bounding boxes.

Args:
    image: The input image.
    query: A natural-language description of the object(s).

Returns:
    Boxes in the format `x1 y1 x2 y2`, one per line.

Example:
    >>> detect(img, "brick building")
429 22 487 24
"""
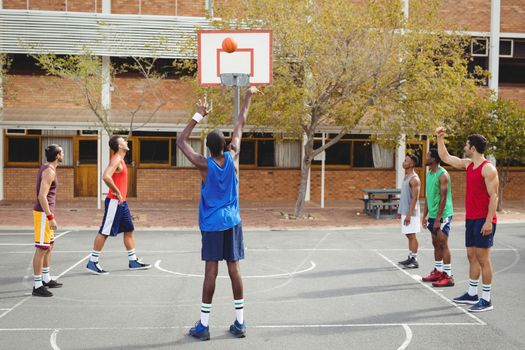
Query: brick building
0 0 524 206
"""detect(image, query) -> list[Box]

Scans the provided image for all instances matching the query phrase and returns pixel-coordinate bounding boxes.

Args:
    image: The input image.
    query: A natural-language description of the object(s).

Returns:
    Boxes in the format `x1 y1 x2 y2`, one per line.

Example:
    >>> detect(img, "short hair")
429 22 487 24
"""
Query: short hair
206 130 226 157
407 154 419 167
45 144 62 162
109 135 122 152
467 134 488 154
429 148 441 164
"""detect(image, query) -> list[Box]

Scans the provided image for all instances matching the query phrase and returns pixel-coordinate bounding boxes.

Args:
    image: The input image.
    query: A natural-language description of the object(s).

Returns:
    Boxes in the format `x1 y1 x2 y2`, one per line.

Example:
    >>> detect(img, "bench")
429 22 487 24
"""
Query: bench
368 201 399 219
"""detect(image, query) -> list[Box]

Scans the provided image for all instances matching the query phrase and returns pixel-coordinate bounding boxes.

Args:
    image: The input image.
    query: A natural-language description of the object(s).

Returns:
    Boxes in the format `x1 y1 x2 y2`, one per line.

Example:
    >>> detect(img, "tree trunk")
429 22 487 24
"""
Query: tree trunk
294 134 314 218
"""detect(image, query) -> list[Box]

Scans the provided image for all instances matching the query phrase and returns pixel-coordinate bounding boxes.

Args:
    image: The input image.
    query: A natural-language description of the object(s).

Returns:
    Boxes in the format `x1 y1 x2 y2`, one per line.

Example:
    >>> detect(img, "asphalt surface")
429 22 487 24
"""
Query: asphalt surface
0 223 523 350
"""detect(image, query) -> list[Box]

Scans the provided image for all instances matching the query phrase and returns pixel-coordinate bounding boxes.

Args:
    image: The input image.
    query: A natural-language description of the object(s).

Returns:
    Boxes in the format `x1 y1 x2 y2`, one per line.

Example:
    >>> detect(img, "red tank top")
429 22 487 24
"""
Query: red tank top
466 160 497 223
107 158 128 201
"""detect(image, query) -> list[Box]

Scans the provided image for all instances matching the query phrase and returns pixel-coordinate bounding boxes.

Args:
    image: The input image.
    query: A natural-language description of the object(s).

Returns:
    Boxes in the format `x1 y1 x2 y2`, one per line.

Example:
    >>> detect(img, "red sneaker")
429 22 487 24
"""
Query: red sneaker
432 274 455 287
422 269 443 282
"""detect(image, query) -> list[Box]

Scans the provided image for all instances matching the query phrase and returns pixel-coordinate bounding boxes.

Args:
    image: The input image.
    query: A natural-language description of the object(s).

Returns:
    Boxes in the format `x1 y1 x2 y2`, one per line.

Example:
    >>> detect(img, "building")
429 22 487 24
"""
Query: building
1 0 524 206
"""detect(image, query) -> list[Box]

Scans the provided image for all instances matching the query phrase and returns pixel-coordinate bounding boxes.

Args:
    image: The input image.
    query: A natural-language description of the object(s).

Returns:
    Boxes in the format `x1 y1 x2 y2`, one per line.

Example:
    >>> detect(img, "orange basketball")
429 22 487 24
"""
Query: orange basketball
222 37 237 53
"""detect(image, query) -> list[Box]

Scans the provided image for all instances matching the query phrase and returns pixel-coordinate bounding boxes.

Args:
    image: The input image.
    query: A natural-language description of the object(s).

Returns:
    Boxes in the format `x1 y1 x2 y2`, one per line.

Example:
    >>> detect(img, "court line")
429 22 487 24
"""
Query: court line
398 324 412 350
455 241 521 285
0 230 73 246
375 250 486 326
0 322 482 331
154 260 316 279
50 329 61 350
0 253 91 321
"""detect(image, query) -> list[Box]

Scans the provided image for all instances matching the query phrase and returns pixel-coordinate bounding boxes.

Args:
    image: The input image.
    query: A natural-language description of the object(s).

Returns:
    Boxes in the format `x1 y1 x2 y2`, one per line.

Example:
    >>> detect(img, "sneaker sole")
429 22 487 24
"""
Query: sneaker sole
453 299 479 305
43 284 63 288
32 292 53 297
189 334 210 341
128 266 152 270
469 305 494 312
432 283 455 287
86 268 109 275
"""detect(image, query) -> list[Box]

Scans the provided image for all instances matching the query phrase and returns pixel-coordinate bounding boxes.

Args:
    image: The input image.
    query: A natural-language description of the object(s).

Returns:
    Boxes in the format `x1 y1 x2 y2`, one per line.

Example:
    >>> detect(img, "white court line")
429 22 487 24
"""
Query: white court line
50 329 60 350
154 260 316 279
0 230 73 246
0 252 91 321
398 324 413 350
375 250 486 326
0 322 481 331
0 233 33 236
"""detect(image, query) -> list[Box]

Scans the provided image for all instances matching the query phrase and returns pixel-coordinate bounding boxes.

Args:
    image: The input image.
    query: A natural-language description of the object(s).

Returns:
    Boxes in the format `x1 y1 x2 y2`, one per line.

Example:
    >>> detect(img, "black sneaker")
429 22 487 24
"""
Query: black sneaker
32 286 53 297
398 256 412 265
43 280 63 288
404 257 419 269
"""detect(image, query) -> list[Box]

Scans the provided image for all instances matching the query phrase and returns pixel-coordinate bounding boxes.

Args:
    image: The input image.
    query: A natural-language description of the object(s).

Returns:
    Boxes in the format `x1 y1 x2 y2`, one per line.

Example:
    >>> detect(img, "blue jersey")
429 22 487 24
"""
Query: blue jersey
199 151 241 231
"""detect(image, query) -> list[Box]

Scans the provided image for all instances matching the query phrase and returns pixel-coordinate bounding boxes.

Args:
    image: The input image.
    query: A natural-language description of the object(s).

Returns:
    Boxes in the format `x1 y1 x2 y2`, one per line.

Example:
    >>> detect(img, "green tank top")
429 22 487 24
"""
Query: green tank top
426 167 453 219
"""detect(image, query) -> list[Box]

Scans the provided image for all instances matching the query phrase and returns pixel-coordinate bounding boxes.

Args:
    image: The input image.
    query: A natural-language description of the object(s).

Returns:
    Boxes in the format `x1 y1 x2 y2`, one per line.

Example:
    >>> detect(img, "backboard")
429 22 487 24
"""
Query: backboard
198 30 272 86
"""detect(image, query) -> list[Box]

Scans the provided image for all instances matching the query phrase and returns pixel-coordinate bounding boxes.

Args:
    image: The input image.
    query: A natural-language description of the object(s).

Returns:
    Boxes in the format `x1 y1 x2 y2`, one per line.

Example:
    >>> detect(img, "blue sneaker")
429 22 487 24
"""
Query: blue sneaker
453 292 479 305
128 259 151 270
229 320 246 338
469 298 493 312
189 321 210 341
86 261 109 275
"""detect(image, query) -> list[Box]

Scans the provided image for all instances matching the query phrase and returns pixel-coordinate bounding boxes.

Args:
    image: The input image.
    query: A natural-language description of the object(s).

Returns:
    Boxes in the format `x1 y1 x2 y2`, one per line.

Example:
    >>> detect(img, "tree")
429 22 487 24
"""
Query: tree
202 0 488 217
0 53 12 113
447 98 525 211
31 48 168 136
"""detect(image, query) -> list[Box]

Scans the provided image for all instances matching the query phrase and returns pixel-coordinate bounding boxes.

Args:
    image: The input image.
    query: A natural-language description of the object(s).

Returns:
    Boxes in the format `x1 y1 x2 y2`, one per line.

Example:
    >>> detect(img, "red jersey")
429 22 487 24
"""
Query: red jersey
107 158 128 202
466 160 497 223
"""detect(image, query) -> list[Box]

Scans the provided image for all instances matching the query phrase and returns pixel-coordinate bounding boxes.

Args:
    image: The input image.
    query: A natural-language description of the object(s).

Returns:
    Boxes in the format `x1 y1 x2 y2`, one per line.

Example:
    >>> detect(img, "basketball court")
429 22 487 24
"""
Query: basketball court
0 223 523 349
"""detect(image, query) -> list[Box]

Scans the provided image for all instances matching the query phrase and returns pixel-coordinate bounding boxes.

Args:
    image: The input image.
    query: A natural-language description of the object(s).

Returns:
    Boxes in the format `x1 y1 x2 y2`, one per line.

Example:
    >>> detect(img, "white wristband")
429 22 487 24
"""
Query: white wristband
192 112 204 123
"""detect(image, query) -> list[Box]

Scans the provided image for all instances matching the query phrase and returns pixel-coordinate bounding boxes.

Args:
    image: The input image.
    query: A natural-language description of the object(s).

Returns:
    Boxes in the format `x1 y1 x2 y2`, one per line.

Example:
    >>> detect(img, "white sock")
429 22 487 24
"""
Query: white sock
34 275 43 289
410 251 417 260
127 249 137 261
42 267 51 283
200 303 211 327
468 279 479 296
90 250 100 263
443 264 452 277
435 260 443 272
482 284 491 302
235 299 244 324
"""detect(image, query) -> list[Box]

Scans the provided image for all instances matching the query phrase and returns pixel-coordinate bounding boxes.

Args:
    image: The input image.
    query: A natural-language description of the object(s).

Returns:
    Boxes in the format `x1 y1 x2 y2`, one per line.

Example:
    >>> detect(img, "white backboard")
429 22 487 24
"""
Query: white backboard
198 30 272 86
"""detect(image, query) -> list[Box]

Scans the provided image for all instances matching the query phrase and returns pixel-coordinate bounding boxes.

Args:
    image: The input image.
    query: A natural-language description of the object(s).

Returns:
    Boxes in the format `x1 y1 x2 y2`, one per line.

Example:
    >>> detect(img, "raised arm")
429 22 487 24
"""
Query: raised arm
103 155 124 204
229 87 260 160
176 99 210 172
481 163 499 235
38 168 57 230
435 127 471 170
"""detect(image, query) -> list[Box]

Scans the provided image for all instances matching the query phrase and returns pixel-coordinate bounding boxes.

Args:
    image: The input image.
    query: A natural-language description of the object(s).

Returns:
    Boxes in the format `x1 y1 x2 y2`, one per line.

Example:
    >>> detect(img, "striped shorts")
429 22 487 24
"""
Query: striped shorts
33 211 54 249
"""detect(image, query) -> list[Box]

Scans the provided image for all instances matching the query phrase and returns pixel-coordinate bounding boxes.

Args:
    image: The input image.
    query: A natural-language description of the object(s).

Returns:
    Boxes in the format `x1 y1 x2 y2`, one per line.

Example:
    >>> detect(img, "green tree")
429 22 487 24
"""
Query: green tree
204 0 488 217
0 53 12 113
447 98 525 211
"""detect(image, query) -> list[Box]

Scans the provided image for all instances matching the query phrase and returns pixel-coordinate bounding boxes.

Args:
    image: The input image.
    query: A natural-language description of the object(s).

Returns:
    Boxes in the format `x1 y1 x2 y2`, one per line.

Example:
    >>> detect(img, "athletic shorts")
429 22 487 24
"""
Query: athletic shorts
98 199 134 237
401 215 421 234
33 210 54 249
427 216 453 236
201 223 244 261
465 219 496 248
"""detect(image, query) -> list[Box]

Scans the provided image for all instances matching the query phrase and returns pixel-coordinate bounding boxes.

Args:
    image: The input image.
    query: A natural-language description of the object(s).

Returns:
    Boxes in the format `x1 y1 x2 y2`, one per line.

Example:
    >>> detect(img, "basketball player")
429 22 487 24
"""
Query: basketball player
421 148 455 287
397 154 421 269
436 127 499 312
86 135 150 274
177 87 259 340
32 144 64 297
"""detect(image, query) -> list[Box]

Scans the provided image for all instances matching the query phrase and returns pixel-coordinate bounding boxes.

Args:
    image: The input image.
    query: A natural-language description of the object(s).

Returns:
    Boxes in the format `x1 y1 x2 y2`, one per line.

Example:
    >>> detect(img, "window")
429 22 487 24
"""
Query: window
8 137 40 164
171 139 177 166
471 38 488 57
239 140 256 166
140 139 170 165
499 58 525 84
257 140 275 167
78 140 97 164
353 141 374 168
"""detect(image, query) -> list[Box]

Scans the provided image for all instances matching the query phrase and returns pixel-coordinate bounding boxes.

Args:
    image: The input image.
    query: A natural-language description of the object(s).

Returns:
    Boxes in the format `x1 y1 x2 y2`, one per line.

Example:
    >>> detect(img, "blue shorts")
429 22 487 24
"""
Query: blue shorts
98 198 135 237
427 216 453 236
465 219 496 248
201 223 244 261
